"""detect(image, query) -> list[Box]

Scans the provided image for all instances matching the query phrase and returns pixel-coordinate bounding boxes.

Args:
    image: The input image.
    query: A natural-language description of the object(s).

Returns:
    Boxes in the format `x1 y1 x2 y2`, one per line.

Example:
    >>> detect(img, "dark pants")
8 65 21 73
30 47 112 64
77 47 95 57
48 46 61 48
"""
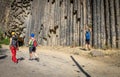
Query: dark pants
86 39 90 44
29 46 36 53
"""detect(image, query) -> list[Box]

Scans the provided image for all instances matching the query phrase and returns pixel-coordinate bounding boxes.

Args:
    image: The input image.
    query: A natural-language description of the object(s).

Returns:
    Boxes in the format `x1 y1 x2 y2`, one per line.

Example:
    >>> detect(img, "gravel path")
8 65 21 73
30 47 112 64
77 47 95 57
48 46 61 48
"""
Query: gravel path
0 45 120 77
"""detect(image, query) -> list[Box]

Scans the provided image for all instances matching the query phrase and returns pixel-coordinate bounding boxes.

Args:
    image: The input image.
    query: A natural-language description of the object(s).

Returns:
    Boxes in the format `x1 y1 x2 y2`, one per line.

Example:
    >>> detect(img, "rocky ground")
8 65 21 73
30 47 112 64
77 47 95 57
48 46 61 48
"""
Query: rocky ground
0 45 120 77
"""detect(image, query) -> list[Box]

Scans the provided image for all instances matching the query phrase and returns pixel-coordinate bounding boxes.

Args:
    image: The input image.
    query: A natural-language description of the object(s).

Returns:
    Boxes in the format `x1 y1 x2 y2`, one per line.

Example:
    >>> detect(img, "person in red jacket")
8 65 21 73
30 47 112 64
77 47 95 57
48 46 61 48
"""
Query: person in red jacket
9 32 19 63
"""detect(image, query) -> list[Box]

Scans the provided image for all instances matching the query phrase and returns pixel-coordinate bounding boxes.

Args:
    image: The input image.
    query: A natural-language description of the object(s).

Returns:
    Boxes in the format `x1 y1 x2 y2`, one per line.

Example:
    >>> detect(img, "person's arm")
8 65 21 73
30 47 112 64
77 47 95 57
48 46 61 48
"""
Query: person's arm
17 40 19 50
28 39 32 46
89 28 92 32
28 39 31 45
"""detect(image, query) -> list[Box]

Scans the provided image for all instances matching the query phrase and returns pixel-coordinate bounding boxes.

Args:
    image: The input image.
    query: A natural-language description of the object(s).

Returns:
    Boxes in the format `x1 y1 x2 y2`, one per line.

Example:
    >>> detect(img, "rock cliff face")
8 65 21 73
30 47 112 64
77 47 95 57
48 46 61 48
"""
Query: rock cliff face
0 0 11 31
6 0 32 37
1 0 120 49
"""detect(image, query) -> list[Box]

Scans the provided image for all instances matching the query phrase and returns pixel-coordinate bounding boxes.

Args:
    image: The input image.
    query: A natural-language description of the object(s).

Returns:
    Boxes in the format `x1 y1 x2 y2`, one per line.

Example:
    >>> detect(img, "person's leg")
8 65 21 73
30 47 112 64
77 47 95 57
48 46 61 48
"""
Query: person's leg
33 52 38 58
10 46 14 62
88 44 91 50
13 48 18 63
32 52 39 62
29 47 33 60
88 40 91 50
85 39 89 50
85 39 87 50
29 53 32 59
11 46 18 63
85 43 88 50
33 47 39 62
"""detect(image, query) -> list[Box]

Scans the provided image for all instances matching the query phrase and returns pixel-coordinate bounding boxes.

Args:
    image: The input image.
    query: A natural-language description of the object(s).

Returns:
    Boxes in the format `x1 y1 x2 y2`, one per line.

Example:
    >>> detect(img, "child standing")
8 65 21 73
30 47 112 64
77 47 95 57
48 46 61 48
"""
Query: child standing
28 33 39 62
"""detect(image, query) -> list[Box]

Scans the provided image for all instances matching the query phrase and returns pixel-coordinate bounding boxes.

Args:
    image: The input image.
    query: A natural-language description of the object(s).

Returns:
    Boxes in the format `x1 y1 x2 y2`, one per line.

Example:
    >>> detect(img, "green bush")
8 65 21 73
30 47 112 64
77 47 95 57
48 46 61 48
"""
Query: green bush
0 27 10 45
0 44 1 48
0 38 10 45
0 30 3 41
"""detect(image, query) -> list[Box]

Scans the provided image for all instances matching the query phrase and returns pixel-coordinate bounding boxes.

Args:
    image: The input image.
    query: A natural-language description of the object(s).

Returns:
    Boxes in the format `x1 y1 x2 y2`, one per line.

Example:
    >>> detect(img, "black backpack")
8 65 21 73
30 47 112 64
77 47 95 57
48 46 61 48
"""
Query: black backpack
11 37 18 47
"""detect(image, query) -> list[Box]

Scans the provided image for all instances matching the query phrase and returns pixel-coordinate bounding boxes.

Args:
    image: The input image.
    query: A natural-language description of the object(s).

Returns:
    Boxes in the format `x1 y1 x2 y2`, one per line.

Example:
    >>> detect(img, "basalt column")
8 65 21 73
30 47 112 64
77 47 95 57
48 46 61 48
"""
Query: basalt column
5 0 120 49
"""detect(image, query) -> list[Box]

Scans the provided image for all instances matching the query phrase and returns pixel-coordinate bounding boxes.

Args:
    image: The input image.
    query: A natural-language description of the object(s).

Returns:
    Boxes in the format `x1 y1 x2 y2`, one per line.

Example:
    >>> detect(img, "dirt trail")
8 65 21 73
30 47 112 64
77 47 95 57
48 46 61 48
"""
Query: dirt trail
0 45 120 77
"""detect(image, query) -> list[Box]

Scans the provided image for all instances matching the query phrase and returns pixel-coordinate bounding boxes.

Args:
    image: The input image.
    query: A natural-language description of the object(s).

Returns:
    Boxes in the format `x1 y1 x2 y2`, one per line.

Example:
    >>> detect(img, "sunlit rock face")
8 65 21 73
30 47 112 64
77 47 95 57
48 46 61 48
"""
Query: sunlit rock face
0 0 11 31
3 0 120 48
6 0 32 37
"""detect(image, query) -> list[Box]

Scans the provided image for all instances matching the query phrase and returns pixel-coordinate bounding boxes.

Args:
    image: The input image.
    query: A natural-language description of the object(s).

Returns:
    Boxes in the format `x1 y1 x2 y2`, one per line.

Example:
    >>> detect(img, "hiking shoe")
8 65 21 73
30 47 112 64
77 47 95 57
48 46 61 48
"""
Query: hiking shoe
29 58 33 61
14 61 18 64
35 58 39 62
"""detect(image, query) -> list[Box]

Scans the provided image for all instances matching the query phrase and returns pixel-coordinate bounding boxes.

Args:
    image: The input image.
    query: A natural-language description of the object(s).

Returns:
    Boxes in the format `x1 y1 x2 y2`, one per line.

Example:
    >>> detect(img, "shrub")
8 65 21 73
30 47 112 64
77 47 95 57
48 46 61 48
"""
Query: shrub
0 38 10 45
0 28 9 45
0 44 1 48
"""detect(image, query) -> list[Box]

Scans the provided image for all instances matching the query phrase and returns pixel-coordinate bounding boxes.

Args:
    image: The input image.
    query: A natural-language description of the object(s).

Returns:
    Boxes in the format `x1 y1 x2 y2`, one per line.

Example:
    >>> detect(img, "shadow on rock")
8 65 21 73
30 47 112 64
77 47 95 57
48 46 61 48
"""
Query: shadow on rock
80 48 87 51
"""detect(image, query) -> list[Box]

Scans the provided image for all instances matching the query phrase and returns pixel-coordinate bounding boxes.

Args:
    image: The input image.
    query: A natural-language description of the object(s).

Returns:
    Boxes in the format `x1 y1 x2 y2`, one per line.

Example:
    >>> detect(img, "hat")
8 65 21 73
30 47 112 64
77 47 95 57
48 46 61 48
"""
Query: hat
11 32 15 35
30 33 35 37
